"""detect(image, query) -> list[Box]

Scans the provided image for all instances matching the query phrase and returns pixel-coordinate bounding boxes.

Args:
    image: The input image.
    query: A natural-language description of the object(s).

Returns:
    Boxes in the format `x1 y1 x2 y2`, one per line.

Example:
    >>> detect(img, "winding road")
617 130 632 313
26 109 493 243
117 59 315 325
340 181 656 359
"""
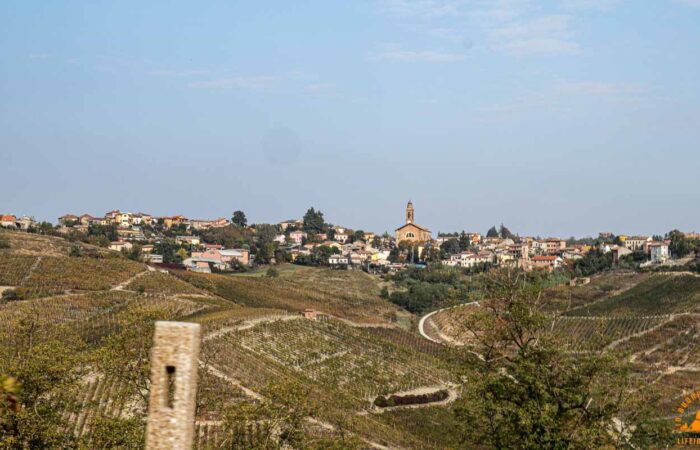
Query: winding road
417 301 479 344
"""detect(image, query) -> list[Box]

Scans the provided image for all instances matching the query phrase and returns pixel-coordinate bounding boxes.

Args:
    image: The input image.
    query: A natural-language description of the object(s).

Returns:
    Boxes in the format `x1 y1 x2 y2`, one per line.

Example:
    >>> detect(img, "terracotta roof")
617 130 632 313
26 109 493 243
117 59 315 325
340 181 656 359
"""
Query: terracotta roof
395 222 431 232
533 256 558 262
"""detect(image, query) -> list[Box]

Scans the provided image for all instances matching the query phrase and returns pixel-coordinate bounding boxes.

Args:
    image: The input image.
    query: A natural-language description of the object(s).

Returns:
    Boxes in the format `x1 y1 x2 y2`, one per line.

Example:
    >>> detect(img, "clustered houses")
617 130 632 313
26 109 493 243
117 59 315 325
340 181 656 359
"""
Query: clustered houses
12 202 688 274
60 210 230 232
0 214 37 230
54 209 233 265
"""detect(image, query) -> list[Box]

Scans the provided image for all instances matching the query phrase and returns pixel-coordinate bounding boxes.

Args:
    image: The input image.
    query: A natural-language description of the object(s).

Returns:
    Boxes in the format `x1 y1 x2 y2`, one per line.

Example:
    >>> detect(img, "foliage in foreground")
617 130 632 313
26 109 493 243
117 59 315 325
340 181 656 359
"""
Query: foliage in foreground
452 269 672 449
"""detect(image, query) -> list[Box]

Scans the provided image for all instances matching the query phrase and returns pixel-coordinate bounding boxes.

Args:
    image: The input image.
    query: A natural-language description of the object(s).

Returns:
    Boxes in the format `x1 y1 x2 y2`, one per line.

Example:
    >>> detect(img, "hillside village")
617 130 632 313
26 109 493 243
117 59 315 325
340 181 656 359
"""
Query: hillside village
1 201 698 277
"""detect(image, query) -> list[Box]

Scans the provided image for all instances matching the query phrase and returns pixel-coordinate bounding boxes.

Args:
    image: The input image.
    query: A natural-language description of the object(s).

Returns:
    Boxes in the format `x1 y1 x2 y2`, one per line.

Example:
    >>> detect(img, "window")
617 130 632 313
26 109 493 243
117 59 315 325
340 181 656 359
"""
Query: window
406 232 415 238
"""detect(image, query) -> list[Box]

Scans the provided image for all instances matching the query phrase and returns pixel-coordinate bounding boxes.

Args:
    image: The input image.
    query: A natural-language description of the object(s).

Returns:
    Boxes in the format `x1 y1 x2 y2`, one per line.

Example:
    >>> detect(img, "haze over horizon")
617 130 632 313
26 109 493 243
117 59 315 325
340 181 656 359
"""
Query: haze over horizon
2 1 699 237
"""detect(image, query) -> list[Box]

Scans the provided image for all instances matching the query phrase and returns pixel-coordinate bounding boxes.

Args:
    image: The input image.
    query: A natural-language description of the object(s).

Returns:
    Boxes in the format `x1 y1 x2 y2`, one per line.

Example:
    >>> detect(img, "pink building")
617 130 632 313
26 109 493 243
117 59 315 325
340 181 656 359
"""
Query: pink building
191 248 249 267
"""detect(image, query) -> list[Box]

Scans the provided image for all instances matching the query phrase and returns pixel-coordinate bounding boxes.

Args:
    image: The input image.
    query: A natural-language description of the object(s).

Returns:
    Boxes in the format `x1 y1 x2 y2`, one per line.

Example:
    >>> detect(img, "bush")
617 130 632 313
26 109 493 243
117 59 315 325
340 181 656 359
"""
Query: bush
374 389 449 408
266 267 279 278
1 289 19 301
0 236 10 249
380 287 389 299
69 245 83 257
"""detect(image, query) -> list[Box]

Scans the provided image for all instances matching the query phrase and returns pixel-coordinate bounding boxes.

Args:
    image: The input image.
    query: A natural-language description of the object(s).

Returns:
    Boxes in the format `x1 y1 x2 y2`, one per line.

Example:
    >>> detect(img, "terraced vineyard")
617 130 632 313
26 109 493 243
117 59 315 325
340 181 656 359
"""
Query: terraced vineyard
206 317 456 403
1 231 465 449
21 256 145 295
176 268 405 325
565 274 700 317
0 254 38 285
125 270 204 295
553 316 666 351
542 271 650 313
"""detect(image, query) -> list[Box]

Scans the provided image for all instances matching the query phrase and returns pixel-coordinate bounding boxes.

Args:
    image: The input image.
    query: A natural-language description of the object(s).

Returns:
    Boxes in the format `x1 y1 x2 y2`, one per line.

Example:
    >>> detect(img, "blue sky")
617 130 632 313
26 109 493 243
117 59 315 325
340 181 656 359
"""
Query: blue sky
2 0 699 237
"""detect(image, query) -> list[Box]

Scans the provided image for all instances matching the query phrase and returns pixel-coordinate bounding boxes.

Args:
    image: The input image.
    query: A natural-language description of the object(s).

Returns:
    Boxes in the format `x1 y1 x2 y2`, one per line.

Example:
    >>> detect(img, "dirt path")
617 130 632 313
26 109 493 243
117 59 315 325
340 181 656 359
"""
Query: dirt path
19 256 42 285
418 302 478 344
203 314 301 342
110 267 152 291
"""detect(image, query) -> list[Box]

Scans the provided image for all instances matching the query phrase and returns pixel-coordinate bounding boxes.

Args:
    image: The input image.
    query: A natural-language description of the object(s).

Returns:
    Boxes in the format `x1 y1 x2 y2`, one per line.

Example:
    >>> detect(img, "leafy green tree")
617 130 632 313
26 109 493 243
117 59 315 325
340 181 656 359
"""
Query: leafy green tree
302 207 325 234
371 236 381 248
668 229 692 257
441 238 461 255
572 249 613 276
453 270 670 449
499 223 515 239
0 314 87 449
232 210 248 228
352 230 365 242
486 226 499 238
458 231 472 251
311 245 337 265
255 224 278 244
255 242 276 264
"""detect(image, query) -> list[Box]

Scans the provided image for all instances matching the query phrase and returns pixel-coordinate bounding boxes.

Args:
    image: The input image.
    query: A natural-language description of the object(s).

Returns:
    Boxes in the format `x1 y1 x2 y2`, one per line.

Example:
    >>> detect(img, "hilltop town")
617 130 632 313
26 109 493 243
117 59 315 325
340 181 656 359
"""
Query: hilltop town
2 202 700 448
1 201 697 277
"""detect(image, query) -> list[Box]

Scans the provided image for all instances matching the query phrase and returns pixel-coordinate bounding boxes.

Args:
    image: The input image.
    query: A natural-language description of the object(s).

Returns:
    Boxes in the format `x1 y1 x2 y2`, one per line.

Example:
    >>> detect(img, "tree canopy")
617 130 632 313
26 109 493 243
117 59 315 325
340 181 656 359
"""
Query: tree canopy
302 207 325 234
231 210 247 228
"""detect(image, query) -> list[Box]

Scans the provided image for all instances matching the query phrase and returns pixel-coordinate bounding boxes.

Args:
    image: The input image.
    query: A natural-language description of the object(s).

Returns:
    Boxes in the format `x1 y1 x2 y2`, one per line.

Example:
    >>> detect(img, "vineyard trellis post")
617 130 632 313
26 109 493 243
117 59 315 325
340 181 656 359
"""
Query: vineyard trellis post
145 321 201 450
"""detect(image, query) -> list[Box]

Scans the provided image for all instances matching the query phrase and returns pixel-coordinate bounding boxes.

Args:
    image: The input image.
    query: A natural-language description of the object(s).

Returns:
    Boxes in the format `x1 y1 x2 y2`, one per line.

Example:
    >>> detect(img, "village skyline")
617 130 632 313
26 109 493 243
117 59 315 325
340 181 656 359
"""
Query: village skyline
2 201 698 241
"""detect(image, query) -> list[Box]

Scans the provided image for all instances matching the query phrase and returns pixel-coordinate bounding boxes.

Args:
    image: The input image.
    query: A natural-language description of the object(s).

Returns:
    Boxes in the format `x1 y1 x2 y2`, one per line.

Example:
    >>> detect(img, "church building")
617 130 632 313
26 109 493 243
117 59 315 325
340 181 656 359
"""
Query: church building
395 201 432 244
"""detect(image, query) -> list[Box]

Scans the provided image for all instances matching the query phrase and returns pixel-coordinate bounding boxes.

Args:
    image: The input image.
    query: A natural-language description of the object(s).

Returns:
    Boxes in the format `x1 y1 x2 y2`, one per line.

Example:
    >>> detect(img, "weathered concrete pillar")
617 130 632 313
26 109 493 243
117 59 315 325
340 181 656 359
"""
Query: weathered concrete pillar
145 321 201 450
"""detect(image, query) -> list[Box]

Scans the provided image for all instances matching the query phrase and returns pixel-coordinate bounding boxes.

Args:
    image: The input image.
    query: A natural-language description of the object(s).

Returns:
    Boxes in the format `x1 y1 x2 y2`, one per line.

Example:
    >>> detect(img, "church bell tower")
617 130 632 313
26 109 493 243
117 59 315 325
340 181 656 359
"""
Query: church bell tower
406 200 414 224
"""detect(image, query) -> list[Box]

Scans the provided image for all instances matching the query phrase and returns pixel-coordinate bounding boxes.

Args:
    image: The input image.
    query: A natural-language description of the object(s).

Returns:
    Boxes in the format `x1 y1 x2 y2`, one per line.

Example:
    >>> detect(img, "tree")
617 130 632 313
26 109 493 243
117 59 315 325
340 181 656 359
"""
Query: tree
453 270 670 449
486 226 499 238
232 210 248 228
255 224 278 244
572 249 613 277
302 208 325 234
0 313 87 449
255 242 276 264
499 223 515 239
440 238 461 255
352 230 365 242
668 229 692 258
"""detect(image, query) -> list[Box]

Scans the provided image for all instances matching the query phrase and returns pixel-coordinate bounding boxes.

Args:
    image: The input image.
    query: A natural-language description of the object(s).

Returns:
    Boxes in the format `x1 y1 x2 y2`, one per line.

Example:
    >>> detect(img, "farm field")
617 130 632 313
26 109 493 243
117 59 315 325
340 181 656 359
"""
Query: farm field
0 229 108 257
541 271 651 313
565 274 700 317
175 267 406 325
425 269 700 432
125 270 204 295
1 231 466 448
6 228 699 448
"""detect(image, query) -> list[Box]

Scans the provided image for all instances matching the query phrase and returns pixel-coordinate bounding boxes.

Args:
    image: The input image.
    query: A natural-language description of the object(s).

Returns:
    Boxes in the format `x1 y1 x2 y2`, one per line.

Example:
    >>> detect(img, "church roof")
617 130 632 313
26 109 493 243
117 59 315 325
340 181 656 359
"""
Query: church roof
395 222 431 232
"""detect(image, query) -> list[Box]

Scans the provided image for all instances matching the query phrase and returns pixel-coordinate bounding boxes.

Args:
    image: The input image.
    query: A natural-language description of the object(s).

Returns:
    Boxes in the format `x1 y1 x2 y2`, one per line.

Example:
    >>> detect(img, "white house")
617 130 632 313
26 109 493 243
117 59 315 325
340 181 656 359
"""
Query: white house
176 235 201 246
329 254 349 267
109 241 133 252
649 243 670 264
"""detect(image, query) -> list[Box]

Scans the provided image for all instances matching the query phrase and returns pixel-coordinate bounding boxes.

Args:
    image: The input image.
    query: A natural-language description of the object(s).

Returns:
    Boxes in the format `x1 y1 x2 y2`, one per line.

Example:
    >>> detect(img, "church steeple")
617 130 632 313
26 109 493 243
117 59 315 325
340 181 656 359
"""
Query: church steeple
406 200 414 224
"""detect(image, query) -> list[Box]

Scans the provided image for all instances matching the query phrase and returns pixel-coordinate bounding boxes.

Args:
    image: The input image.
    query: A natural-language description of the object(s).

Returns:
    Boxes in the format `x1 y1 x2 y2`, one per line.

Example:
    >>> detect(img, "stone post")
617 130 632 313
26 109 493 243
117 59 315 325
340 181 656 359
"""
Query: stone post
145 321 201 450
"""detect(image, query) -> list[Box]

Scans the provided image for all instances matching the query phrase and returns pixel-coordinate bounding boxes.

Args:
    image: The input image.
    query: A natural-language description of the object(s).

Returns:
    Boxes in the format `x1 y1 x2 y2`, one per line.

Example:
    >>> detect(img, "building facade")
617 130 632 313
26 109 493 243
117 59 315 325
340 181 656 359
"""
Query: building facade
395 201 432 244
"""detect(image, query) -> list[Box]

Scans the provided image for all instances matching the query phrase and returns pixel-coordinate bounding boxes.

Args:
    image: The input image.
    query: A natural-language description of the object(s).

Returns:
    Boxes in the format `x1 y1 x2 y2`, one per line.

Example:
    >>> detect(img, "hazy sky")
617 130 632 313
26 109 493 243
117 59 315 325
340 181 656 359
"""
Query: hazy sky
2 1 699 237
